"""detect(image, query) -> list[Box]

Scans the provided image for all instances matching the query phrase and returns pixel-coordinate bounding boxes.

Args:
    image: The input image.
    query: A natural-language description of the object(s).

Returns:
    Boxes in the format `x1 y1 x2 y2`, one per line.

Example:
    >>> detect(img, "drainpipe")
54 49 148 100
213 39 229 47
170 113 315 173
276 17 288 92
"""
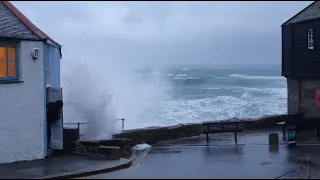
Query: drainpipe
298 79 301 114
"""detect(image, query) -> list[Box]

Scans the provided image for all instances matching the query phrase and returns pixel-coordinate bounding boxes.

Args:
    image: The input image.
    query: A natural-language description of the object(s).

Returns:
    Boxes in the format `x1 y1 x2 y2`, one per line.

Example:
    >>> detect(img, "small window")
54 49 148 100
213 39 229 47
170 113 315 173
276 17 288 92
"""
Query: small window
0 42 19 81
308 29 314 49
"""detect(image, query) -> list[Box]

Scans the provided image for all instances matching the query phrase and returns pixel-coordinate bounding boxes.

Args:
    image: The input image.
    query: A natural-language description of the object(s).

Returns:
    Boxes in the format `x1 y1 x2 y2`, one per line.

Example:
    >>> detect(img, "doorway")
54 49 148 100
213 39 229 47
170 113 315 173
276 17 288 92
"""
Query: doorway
46 87 64 152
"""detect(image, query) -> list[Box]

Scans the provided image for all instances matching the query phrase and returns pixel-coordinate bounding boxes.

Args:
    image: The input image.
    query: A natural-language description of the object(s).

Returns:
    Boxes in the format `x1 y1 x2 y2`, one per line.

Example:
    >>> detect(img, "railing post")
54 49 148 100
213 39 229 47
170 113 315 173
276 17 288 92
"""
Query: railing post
118 118 125 130
77 122 80 140
235 123 238 144
206 124 209 145
305 157 311 179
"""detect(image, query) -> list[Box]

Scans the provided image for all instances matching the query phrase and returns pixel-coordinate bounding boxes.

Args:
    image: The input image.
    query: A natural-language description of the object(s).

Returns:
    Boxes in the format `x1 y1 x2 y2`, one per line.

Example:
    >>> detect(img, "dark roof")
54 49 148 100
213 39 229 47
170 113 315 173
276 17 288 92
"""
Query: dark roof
282 1 320 26
1 1 62 47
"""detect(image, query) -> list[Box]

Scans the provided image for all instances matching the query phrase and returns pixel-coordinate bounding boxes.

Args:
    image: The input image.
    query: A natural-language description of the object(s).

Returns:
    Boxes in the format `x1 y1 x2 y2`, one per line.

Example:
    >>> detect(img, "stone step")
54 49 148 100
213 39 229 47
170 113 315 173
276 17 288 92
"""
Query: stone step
99 138 132 149
97 146 121 157
80 138 132 148
79 140 100 147
98 146 120 152
73 143 133 160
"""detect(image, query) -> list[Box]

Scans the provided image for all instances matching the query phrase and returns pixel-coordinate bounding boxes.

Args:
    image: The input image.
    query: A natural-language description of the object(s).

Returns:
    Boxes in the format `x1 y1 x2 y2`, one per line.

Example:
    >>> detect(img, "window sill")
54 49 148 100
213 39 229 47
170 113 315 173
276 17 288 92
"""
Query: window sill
0 80 24 84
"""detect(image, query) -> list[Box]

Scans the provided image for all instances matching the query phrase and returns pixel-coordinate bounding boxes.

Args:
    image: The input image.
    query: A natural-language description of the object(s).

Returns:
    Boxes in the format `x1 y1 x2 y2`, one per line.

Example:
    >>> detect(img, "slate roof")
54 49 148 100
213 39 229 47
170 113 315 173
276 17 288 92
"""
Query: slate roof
0 1 61 48
282 1 320 26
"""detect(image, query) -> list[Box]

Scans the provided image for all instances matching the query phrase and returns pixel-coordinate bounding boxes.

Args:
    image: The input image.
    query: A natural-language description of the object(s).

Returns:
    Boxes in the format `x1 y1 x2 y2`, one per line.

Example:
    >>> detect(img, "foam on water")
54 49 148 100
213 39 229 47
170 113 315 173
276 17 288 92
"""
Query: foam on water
229 74 285 80
128 67 287 129
210 75 228 79
133 93 286 129
176 74 187 77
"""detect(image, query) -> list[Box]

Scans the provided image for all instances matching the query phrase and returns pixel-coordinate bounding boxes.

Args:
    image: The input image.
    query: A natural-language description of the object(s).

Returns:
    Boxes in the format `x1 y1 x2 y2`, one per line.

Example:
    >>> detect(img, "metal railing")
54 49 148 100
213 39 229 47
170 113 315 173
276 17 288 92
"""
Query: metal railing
275 157 320 179
64 122 86 130
63 122 87 140
63 117 125 133
63 118 125 138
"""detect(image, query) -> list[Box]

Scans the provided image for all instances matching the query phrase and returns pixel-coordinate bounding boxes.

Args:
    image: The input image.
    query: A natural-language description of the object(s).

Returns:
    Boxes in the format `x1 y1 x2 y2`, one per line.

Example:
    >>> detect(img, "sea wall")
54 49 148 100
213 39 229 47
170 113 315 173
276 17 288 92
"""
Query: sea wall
112 114 290 145
113 123 202 145
241 114 288 130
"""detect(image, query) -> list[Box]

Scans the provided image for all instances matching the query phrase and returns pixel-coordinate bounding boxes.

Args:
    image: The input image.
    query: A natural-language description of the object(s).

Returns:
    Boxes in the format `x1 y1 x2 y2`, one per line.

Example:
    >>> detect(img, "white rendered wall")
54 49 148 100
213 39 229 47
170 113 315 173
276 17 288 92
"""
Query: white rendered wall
0 41 45 163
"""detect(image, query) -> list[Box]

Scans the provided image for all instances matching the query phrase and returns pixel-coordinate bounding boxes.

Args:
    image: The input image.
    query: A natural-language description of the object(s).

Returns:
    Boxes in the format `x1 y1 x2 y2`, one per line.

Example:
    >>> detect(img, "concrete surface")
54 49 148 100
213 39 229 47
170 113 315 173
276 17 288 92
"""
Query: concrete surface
0 153 132 179
88 128 320 179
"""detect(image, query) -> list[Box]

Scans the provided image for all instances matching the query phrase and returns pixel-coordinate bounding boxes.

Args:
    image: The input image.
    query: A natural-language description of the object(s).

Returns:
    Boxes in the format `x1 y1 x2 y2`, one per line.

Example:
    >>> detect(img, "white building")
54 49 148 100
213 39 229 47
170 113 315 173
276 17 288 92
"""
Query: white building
0 1 63 164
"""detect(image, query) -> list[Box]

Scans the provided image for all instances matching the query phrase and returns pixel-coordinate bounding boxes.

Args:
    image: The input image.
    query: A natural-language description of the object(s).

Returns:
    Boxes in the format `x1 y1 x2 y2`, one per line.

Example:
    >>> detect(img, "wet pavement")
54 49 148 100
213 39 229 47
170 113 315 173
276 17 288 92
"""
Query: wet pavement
0 153 131 179
88 128 320 179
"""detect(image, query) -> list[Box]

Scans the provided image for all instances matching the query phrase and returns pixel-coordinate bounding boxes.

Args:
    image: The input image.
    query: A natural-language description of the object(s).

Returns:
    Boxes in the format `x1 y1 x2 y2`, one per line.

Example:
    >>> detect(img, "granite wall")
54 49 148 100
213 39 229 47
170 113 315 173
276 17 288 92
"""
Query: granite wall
287 77 320 118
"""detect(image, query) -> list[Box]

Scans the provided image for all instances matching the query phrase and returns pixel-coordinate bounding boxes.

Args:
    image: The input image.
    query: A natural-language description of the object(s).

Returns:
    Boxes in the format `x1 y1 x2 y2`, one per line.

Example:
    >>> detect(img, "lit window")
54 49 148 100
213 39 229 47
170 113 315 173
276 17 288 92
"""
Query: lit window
308 29 314 49
0 43 19 81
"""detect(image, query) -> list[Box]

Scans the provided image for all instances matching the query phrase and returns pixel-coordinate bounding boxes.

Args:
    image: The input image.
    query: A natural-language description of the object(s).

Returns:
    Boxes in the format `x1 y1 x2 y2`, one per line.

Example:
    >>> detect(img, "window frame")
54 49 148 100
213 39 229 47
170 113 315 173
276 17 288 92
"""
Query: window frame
308 29 314 50
0 41 19 82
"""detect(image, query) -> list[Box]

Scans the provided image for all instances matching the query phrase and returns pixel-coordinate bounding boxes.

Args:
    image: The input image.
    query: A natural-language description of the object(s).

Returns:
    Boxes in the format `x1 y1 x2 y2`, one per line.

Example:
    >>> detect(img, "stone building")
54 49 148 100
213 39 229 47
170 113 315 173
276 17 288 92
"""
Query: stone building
282 1 320 120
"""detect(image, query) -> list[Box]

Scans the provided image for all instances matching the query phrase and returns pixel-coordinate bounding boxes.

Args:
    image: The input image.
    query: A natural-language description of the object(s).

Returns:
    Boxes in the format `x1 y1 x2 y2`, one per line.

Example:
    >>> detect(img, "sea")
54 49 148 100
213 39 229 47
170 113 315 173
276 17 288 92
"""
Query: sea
62 63 287 137
131 64 287 129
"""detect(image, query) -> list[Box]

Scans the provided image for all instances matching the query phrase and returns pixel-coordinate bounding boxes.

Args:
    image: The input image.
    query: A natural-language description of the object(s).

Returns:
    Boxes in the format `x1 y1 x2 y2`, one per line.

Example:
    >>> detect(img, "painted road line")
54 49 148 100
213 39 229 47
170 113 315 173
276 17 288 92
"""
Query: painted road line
131 147 152 168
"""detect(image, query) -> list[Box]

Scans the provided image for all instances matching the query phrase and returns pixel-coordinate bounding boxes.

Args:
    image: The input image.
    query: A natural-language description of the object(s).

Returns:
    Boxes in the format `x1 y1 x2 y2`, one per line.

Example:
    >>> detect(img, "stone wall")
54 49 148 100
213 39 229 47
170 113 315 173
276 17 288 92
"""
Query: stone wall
112 114 289 145
287 78 300 115
242 114 288 129
300 80 320 118
287 77 320 118
113 123 202 145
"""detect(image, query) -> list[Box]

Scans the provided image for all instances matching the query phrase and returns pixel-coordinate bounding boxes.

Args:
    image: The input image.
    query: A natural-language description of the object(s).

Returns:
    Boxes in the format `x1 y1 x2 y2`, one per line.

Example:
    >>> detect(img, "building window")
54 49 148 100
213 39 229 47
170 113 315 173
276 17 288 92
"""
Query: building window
0 42 19 81
308 29 314 49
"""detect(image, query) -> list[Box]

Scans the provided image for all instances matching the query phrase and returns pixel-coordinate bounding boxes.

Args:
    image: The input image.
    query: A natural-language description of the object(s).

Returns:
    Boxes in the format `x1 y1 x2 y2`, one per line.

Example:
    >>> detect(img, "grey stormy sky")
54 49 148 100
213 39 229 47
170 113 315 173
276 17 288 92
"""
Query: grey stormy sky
13 1 312 68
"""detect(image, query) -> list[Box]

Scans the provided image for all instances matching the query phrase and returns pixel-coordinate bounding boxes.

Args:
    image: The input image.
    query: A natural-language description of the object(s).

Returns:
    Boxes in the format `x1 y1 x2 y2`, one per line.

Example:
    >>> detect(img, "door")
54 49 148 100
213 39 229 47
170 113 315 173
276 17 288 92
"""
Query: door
47 87 63 150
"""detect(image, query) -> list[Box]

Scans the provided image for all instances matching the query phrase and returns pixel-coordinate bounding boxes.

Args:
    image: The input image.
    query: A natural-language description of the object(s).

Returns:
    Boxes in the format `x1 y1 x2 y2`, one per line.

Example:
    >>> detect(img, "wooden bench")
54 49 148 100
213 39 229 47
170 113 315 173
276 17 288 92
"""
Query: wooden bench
202 121 243 145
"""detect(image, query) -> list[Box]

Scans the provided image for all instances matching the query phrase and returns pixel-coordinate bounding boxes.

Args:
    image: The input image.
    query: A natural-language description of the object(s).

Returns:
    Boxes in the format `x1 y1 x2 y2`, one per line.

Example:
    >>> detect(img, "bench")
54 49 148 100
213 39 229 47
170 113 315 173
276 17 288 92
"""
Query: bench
202 121 243 145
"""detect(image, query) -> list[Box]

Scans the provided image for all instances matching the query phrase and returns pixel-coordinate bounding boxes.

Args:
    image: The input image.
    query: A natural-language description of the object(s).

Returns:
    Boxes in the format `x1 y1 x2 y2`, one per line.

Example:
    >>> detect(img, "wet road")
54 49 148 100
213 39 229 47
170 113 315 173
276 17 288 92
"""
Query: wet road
88 129 320 179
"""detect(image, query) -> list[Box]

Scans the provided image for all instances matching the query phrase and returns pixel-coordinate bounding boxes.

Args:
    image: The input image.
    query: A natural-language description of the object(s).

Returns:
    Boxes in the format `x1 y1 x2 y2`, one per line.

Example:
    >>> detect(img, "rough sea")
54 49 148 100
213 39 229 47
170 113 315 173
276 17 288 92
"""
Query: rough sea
132 65 287 129
62 63 287 137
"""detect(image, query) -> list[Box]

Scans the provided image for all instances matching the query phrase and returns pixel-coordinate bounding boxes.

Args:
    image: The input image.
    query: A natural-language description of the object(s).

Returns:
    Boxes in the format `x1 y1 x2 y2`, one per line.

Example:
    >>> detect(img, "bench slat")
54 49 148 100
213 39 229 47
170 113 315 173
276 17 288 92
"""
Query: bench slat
202 129 242 134
202 122 243 134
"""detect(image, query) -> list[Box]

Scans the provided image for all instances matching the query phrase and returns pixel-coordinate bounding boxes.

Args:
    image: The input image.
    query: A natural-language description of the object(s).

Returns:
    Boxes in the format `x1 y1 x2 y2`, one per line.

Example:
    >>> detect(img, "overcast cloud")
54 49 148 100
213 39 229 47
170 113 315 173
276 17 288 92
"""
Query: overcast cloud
13 1 312 67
